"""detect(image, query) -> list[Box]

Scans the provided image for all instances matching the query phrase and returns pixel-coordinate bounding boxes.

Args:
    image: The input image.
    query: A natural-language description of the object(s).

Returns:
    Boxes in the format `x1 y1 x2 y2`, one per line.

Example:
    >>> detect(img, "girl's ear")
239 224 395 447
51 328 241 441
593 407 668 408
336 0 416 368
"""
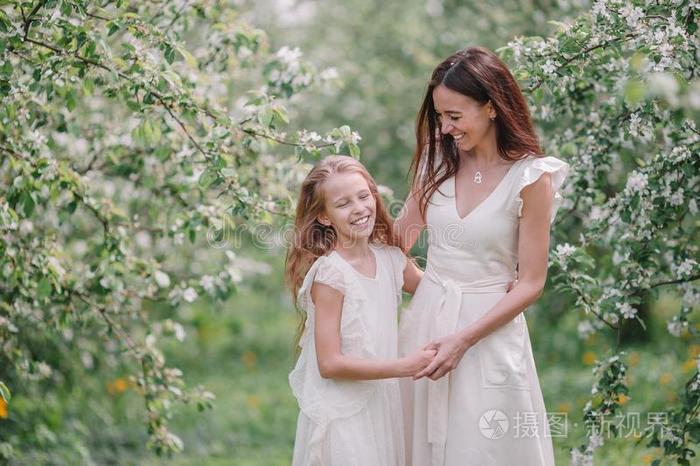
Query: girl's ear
317 214 331 227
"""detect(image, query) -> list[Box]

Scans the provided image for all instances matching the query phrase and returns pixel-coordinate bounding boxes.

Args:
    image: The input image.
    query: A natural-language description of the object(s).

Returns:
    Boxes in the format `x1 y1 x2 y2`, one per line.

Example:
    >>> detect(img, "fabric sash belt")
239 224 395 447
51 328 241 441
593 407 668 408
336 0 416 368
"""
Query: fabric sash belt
423 265 510 466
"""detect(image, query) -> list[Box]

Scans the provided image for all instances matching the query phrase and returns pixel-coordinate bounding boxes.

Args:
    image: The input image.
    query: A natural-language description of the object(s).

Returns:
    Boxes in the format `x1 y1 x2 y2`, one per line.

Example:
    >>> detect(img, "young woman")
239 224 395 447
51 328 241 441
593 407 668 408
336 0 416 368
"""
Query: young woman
395 46 569 466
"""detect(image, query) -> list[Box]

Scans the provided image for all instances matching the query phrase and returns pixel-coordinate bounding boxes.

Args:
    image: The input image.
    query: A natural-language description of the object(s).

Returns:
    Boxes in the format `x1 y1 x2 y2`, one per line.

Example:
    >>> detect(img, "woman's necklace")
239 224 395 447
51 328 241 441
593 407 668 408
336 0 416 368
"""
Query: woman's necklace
473 159 484 184
473 166 483 184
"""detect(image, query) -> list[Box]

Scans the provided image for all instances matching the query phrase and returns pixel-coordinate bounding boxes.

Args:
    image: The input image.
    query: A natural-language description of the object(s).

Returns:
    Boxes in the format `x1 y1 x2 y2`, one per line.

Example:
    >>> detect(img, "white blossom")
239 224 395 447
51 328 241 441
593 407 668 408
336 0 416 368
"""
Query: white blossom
619 4 644 29
589 432 605 449
200 275 216 293
319 67 339 81
625 171 648 193
577 320 596 338
19 219 33 235
605 312 620 325
592 0 608 17
276 46 303 64
667 319 684 337
668 189 684 206
154 270 171 288
673 258 697 277
570 448 593 466
173 323 186 342
182 287 198 303
615 302 637 319
35 361 53 378
556 243 577 259
541 59 557 75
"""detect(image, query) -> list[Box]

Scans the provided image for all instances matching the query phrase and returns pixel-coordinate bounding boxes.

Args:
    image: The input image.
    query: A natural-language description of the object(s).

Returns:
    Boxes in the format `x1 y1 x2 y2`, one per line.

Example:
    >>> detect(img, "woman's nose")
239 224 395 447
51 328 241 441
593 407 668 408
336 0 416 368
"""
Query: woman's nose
440 120 453 134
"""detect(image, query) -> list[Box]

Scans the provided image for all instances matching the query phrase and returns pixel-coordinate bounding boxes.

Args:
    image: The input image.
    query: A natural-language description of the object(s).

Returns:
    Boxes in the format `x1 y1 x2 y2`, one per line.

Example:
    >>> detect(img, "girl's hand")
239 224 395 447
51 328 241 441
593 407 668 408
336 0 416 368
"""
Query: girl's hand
413 333 472 381
399 348 437 377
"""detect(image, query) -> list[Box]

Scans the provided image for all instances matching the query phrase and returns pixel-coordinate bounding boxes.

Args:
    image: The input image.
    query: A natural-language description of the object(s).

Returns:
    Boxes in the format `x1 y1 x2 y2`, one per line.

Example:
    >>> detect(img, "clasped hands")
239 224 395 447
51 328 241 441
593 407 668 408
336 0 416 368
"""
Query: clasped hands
401 331 472 381
403 279 516 380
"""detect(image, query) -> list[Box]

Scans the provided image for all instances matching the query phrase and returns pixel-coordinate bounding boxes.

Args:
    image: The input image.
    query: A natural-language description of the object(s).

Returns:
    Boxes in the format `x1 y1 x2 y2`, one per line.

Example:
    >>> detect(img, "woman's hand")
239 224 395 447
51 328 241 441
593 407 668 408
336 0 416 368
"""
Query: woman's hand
399 348 437 378
413 332 473 381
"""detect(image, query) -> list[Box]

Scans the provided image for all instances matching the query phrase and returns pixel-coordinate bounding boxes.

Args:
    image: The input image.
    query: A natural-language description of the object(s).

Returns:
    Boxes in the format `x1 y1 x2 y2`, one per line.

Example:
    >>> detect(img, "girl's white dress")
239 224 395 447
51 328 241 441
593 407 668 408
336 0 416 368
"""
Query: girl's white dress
398 154 569 466
290 243 408 466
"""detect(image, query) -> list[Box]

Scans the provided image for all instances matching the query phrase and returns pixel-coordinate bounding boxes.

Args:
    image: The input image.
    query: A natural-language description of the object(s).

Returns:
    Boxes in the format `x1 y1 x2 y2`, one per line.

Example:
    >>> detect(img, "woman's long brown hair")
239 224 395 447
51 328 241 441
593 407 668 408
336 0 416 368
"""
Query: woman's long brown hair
410 46 542 217
285 155 401 351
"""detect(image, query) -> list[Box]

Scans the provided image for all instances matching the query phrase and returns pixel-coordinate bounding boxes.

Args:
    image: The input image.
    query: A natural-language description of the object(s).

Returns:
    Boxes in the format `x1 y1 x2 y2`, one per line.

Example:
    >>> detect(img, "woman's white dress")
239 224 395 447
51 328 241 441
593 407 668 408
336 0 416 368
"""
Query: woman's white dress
290 243 408 466
398 154 569 466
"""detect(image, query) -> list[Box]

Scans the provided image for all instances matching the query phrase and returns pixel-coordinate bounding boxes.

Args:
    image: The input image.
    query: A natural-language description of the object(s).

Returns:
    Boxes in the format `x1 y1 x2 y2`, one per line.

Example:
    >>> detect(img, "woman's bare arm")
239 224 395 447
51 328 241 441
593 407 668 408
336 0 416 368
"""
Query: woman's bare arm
402 258 424 295
394 185 426 253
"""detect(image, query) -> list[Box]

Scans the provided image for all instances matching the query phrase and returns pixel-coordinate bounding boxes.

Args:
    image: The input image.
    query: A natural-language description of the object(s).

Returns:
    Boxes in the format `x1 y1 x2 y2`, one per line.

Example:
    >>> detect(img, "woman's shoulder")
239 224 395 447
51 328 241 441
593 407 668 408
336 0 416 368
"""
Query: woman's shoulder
514 152 569 172
508 152 570 221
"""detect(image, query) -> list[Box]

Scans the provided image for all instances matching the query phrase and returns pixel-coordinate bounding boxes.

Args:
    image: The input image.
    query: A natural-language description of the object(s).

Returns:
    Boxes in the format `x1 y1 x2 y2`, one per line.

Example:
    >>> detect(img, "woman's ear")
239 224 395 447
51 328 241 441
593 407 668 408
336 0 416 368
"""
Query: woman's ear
487 100 497 119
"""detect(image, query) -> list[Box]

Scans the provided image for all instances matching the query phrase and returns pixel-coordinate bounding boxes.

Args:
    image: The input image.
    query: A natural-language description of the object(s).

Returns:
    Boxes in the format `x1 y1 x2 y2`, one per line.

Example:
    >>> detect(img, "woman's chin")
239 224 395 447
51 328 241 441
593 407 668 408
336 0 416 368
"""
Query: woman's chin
456 139 473 151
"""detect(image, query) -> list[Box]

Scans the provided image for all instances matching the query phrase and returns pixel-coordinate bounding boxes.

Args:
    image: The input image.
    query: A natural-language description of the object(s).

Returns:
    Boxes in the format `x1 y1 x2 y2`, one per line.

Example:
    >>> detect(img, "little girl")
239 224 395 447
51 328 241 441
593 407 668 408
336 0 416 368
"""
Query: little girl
286 155 434 466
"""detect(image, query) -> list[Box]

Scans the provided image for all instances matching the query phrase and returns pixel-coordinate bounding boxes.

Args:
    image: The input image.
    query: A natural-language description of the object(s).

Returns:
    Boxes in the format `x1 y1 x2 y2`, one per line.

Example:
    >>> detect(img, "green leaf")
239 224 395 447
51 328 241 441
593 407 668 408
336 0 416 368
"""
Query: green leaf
0 60 12 79
271 107 289 125
107 20 121 36
164 45 176 64
37 277 52 300
18 191 35 217
560 142 577 157
257 109 273 128
515 69 530 80
60 0 73 16
0 381 10 402
176 45 198 69
143 120 155 144
131 123 145 145
624 79 646 105
66 89 77 111
198 169 214 188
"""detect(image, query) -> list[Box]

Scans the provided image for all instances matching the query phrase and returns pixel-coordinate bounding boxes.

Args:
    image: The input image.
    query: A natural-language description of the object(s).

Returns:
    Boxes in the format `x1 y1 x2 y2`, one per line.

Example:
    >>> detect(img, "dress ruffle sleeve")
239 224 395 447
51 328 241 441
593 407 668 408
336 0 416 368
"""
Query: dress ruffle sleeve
514 155 569 224
288 255 377 465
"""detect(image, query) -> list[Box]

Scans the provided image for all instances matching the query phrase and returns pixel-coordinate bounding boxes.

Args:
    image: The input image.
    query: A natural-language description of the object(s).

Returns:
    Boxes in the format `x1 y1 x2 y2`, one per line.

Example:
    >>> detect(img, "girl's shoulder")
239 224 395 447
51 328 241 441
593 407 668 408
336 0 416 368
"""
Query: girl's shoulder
370 243 407 269
305 254 347 295
370 243 407 302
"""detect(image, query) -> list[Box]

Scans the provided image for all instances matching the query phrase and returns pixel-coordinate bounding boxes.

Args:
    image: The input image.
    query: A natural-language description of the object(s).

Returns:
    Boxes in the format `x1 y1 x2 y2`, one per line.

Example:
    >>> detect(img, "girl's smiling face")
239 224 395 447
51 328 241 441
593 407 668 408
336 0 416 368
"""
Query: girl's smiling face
317 172 376 246
432 84 495 153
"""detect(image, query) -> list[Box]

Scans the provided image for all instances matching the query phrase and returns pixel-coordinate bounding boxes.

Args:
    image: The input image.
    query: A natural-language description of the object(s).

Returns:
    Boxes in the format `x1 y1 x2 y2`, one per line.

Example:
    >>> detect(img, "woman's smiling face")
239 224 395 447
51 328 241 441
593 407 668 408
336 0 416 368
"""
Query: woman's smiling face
432 84 495 153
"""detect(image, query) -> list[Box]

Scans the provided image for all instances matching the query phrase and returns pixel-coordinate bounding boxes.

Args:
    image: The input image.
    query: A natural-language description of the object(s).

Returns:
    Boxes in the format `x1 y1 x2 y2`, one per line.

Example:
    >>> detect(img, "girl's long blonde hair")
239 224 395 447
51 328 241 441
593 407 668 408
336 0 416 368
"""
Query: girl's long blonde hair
285 155 400 350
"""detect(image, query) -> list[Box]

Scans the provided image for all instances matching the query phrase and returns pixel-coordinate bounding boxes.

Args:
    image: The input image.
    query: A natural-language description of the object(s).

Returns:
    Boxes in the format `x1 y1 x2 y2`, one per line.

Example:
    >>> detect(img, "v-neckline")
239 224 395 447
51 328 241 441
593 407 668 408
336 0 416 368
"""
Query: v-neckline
452 158 523 221
332 245 378 281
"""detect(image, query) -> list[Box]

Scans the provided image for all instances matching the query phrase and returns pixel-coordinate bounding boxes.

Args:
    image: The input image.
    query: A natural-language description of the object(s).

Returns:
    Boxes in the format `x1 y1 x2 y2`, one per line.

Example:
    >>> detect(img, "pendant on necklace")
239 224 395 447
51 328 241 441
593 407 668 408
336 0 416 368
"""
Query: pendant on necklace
474 171 483 184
